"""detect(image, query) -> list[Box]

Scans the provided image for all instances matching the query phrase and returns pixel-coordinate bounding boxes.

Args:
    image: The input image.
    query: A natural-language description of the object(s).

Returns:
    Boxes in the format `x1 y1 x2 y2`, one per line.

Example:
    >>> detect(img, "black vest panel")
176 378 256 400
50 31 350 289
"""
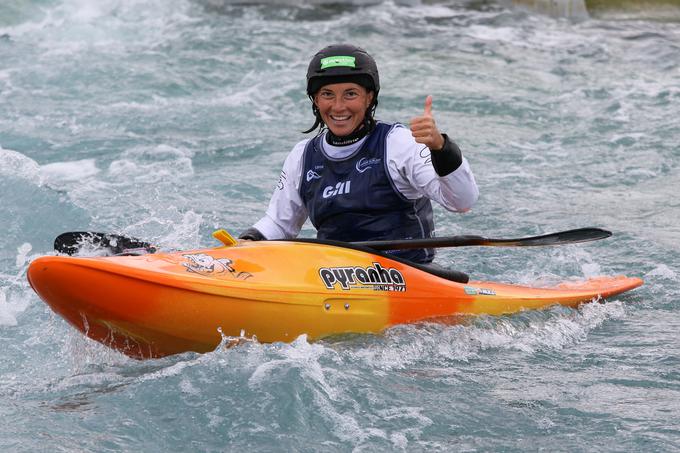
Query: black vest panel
299 123 434 263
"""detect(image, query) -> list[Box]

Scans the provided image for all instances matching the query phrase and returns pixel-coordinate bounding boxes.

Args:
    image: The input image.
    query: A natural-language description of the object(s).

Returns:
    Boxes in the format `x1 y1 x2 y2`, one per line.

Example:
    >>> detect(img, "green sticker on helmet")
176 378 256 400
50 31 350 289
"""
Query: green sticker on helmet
320 56 356 70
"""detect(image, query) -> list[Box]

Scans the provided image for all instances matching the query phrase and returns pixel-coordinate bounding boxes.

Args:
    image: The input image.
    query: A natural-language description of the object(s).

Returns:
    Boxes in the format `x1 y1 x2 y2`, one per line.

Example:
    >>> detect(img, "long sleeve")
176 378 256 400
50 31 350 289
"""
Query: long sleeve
385 125 479 212
251 140 310 239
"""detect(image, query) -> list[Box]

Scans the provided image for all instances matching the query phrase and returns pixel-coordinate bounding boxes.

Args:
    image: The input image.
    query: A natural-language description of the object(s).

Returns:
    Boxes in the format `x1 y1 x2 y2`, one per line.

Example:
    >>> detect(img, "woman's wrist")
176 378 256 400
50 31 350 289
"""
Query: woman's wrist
429 134 463 176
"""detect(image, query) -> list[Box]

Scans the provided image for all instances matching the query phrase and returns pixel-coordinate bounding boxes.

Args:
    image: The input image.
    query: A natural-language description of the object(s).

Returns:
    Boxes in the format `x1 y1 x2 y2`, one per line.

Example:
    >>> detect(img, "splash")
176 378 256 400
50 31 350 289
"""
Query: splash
349 301 628 370
0 285 30 326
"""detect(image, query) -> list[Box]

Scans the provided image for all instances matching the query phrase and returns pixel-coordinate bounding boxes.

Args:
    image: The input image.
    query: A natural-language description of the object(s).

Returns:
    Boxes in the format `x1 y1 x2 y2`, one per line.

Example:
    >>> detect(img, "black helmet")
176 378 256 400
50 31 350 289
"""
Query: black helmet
303 44 380 134
306 44 380 97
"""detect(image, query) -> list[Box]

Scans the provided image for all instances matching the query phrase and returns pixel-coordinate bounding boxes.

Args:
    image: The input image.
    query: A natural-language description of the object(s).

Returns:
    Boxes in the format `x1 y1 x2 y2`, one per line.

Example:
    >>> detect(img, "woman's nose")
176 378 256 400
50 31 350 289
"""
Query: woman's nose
332 98 345 110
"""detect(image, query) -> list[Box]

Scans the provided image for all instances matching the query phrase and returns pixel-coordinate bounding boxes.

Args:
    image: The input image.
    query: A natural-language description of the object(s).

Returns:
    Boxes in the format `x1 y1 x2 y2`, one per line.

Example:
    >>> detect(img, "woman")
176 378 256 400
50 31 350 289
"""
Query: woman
239 44 478 264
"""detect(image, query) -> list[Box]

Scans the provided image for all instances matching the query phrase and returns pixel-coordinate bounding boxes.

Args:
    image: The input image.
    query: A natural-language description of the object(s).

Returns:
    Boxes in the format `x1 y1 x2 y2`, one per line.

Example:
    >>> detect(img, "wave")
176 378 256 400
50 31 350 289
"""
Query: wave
0 147 42 186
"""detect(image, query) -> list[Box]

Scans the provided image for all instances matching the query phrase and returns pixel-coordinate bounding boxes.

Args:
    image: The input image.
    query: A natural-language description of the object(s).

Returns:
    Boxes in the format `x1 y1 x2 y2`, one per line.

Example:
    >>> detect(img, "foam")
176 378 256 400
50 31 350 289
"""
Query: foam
40 158 100 185
0 286 30 327
647 264 677 280
107 145 194 183
0 147 42 185
349 299 627 372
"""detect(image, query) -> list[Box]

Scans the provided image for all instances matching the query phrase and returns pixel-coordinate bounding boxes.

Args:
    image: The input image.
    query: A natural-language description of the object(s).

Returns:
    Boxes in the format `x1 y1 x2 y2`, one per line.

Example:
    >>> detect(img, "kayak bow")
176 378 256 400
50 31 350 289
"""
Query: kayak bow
28 239 643 359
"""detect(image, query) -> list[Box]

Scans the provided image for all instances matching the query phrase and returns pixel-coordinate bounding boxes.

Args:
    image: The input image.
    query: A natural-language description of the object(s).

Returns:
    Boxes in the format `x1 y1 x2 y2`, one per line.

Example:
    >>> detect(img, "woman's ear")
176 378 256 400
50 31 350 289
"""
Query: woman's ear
366 91 375 108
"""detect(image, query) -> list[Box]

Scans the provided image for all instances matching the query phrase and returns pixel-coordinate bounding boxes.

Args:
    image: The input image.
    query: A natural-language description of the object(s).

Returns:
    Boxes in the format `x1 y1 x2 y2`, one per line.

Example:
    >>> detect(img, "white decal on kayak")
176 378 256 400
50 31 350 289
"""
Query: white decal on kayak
319 262 406 292
182 253 252 280
464 286 496 296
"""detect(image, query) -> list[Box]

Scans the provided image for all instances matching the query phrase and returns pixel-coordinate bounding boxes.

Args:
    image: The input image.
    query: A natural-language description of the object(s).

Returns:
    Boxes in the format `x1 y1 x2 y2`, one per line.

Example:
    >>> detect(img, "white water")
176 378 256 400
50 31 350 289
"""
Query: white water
2 0 679 450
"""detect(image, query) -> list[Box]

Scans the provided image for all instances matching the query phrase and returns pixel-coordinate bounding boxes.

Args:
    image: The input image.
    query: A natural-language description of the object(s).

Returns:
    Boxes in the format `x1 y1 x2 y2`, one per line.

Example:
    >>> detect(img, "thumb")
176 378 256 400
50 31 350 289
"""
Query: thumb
423 95 433 117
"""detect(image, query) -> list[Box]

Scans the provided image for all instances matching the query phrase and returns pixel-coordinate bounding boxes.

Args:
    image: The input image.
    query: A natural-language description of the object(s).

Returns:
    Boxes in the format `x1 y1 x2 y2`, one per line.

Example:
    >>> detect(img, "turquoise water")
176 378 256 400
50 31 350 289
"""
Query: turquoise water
2 0 679 450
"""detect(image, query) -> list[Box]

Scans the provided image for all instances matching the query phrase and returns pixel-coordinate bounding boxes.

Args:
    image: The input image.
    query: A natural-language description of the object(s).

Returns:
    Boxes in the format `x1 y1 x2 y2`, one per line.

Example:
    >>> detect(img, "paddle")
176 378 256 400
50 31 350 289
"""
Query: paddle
352 227 612 250
54 227 611 256
53 229 236 256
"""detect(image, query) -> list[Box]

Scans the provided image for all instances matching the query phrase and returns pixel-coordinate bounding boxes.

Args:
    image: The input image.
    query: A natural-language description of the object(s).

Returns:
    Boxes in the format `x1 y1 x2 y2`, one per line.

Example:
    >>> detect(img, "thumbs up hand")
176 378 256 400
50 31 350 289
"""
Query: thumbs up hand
410 95 445 151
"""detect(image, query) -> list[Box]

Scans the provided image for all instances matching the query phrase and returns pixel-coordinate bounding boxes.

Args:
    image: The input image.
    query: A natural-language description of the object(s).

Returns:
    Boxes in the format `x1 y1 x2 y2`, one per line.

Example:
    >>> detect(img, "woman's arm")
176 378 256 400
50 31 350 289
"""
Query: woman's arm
241 140 310 240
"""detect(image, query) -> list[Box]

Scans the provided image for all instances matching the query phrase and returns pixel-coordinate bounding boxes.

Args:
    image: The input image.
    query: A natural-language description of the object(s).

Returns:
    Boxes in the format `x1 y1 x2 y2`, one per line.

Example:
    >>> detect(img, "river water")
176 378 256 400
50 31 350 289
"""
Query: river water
1 0 679 451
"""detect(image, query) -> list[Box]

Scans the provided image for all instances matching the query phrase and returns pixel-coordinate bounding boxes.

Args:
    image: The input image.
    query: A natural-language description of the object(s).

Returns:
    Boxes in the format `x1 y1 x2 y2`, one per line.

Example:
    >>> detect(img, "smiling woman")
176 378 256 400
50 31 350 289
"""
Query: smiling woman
238 44 480 265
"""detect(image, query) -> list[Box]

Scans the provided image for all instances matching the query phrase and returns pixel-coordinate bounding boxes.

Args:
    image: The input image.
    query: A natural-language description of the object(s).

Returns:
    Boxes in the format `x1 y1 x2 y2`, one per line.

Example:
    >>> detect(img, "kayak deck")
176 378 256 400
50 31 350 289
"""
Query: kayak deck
27 240 643 359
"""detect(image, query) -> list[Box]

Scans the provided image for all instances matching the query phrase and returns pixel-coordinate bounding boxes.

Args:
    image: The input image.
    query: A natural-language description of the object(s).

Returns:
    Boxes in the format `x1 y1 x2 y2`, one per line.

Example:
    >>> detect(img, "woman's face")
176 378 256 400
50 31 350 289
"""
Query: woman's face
314 83 374 137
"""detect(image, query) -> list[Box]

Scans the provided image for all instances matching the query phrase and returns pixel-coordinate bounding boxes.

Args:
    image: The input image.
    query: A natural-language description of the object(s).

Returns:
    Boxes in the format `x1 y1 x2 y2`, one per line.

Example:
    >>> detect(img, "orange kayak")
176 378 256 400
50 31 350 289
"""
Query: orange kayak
27 240 643 359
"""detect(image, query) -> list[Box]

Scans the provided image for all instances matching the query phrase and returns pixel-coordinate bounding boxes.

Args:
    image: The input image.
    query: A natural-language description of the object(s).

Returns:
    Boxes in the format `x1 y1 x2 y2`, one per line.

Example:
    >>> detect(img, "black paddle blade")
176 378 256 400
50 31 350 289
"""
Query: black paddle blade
483 227 612 247
54 232 157 256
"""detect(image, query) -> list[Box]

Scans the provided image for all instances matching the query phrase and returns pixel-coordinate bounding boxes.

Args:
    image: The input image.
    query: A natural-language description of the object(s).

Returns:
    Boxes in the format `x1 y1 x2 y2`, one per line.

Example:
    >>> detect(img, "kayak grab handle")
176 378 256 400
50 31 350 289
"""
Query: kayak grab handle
212 229 238 247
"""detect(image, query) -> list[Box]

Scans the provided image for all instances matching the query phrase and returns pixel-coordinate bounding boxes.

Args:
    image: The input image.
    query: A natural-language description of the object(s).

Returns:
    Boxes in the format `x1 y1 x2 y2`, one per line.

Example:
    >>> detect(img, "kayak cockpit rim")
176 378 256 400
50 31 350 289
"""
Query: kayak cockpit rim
279 237 469 283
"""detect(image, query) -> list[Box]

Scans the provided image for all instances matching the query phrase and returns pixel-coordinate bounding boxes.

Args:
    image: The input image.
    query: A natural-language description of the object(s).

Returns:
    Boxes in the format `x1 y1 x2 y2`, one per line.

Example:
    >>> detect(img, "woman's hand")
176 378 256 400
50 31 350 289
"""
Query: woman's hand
410 95 445 151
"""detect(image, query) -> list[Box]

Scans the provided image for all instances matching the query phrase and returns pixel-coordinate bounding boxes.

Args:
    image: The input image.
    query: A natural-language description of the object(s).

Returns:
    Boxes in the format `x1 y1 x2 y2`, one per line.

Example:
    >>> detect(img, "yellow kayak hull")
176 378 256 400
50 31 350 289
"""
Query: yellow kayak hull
27 240 643 359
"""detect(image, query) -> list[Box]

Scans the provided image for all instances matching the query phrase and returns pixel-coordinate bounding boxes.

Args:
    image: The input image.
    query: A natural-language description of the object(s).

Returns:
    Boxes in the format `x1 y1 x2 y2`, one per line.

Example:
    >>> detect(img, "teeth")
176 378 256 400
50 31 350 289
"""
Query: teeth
331 115 350 121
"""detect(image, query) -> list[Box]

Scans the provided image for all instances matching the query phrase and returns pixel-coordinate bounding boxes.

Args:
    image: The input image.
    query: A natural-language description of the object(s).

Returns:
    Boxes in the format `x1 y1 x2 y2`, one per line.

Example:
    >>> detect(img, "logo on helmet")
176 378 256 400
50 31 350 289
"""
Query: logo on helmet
320 56 356 70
